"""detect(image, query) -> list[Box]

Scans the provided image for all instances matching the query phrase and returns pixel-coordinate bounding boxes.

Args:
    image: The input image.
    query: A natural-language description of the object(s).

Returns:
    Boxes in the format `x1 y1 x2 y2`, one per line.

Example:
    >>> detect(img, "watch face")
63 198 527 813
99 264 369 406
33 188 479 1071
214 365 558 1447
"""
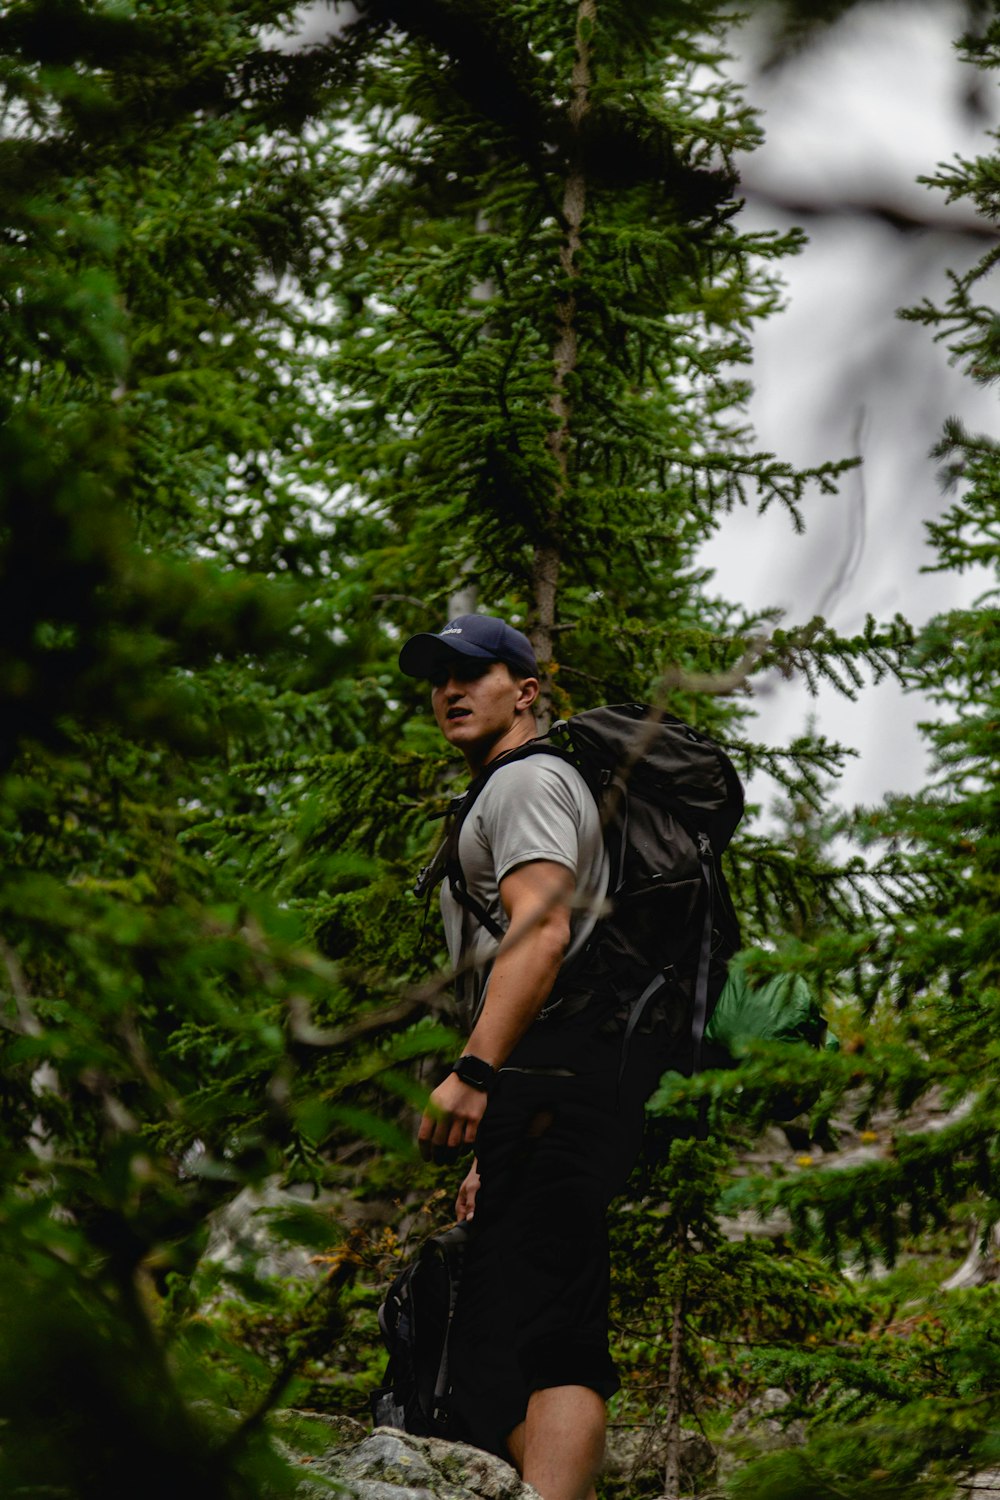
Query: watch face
455 1055 494 1091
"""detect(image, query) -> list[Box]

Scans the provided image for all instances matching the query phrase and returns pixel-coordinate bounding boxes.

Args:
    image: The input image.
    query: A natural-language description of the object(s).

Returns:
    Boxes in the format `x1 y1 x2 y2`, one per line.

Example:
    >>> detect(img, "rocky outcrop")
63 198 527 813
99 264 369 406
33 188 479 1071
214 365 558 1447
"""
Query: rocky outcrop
273 1411 1000 1500
279 1417 721 1498
283 1425 539 1500
942 1223 1000 1292
202 1179 383 1282
715 1387 806 1483
957 1470 1000 1499
604 1423 715 1491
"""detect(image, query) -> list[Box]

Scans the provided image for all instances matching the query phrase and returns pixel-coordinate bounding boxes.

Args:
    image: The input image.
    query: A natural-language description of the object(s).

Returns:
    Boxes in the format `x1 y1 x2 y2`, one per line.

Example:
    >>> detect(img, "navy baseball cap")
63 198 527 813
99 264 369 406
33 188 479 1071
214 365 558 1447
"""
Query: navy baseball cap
398 614 539 679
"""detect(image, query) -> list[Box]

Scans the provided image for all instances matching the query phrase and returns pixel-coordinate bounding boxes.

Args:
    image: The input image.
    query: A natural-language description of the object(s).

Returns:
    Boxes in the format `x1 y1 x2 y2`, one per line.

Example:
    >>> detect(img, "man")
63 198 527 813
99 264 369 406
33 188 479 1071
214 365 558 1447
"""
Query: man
399 614 664 1500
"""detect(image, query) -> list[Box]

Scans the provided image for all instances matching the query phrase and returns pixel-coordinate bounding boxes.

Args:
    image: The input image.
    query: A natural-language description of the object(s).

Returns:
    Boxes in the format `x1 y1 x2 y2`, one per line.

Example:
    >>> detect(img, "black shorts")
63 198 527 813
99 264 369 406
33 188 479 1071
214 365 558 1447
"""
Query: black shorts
447 1013 667 1459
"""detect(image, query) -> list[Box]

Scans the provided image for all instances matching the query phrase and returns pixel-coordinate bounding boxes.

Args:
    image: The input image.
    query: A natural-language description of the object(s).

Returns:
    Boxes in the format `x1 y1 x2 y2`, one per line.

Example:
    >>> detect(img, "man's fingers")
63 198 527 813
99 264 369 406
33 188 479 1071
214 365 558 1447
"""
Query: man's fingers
417 1081 484 1165
417 1111 435 1159
456 1187 474 1221
435 1114 472 1166
419 1109 464 1164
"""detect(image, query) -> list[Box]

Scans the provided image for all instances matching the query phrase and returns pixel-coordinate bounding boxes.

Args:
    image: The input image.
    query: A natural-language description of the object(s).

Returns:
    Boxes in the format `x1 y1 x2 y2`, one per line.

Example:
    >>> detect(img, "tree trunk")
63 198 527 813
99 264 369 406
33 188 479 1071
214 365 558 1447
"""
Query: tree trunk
448 580 478 617
661 1222 688 1500
531 0 594 722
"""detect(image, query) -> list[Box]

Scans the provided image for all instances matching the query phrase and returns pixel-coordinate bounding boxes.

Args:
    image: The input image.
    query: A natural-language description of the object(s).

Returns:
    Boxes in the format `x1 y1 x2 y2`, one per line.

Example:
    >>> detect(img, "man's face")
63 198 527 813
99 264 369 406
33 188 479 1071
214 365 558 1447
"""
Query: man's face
429 655 535 764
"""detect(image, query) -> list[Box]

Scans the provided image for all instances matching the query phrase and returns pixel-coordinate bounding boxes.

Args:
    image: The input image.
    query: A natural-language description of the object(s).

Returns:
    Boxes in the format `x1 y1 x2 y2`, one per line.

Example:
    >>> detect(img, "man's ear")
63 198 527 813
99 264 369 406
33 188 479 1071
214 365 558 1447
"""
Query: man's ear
516 676 540 713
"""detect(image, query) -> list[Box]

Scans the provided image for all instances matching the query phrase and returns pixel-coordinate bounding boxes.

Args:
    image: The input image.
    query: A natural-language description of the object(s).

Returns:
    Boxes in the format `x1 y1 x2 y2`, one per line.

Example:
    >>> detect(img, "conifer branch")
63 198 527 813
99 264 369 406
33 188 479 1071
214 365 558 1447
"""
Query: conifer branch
656 634 770 697
741 180 1000 243
0 934 41 1038
285 991 449 1050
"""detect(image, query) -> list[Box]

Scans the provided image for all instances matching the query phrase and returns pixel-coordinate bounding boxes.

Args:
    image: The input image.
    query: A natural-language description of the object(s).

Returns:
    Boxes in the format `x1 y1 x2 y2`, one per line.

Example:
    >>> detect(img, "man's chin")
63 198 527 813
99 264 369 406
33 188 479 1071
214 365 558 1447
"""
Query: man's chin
442 718 479 748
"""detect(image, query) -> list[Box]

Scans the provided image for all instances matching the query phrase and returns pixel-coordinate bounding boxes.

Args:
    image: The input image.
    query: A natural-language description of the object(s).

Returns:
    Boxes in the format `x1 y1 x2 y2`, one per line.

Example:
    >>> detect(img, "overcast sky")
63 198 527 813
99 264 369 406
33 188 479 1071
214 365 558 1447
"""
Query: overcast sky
704 0 998 809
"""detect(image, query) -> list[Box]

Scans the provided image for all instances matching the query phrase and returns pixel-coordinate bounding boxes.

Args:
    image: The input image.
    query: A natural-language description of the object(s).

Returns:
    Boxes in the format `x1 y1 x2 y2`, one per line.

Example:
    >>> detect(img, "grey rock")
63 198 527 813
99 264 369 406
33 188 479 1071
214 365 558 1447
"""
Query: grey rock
957 1469 1000 1498
293 1428 539 1500
716 1388 807 1481
203 1180 333 1281
942 1224 1000 1292
604 1424 715 1487
272 1409 369 1449
727 1386 806 1444
718 1206 793 1242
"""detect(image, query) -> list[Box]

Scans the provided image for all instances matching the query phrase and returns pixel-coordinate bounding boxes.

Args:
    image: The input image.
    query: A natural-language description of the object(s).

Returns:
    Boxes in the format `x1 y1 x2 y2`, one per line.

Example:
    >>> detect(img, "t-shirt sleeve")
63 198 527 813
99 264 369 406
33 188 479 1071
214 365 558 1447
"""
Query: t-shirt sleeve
472 759 585 884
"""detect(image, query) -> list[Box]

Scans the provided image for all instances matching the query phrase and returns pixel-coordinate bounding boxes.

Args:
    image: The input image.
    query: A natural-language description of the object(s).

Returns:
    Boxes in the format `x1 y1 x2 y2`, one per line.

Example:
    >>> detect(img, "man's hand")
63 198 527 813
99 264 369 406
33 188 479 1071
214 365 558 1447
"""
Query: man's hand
456 1160 481 1222
418 1072 489 1164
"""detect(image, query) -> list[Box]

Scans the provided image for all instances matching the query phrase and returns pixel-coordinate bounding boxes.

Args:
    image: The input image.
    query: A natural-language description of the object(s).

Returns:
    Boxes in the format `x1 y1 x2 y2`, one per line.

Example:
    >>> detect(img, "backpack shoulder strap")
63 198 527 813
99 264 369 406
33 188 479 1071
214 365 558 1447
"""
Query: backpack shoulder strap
440 739 573 941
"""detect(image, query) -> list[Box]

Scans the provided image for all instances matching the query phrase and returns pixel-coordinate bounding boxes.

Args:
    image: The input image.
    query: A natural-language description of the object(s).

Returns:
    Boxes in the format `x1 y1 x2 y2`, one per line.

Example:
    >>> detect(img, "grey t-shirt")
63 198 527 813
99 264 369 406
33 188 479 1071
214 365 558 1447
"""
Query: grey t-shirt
440 755 609 1032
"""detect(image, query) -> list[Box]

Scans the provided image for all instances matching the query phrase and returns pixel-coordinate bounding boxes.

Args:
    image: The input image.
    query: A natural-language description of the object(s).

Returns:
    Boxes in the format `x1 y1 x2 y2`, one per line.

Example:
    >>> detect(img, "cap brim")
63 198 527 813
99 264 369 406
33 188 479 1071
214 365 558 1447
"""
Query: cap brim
398 634 497 679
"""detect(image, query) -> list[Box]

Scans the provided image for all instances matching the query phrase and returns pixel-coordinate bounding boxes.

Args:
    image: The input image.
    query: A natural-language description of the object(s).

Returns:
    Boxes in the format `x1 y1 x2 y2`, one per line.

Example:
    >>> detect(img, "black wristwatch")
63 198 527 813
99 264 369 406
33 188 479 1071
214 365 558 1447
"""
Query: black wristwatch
450 1054 498 1094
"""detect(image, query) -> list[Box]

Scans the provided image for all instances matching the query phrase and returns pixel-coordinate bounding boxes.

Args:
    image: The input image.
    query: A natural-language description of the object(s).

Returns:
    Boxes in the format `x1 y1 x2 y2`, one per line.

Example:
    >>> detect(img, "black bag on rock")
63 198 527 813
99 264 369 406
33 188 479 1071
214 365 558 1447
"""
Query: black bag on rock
370 1222 469 1438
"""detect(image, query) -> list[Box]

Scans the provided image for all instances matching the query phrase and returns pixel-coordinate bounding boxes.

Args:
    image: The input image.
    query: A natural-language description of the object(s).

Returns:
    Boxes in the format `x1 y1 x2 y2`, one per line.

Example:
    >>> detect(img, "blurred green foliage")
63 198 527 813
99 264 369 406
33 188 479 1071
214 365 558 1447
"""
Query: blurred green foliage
2 1 998 1497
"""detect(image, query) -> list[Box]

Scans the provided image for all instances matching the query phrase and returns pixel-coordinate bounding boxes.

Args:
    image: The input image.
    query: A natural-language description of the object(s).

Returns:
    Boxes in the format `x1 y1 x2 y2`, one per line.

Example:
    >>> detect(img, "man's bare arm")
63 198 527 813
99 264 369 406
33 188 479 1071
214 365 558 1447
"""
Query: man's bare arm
417 859 574 1161
466 859 574 1064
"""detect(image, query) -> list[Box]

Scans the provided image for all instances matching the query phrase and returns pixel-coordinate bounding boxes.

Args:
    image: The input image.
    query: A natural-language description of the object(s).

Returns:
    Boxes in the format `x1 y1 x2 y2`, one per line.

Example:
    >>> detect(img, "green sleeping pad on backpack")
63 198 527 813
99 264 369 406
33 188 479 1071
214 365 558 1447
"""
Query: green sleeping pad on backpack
705 950 840 1060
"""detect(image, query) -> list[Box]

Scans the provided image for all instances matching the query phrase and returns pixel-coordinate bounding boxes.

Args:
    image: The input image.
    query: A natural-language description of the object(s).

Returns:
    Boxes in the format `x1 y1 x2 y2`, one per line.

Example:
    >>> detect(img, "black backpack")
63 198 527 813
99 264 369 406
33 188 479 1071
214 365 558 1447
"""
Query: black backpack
427 702 746 1077
370 1222 469 1438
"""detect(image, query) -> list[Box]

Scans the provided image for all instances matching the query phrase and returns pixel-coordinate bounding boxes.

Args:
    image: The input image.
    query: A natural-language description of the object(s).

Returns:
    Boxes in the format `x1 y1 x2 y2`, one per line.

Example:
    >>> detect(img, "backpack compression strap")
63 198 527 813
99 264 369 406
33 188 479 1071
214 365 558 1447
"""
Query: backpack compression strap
617 831 717 1089
430 1224 468 1429
690 833 716 1075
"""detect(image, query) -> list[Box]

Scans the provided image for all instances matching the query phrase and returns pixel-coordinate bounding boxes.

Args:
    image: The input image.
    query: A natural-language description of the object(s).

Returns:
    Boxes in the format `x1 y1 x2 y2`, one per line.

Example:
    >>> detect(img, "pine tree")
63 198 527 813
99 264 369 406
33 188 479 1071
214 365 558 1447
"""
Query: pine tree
0 0 932 1490
313 0 887 717
294 3 922 1489
0 3 450 1491
724 13 1000 1499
